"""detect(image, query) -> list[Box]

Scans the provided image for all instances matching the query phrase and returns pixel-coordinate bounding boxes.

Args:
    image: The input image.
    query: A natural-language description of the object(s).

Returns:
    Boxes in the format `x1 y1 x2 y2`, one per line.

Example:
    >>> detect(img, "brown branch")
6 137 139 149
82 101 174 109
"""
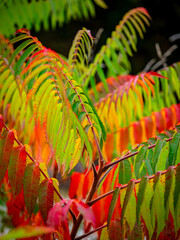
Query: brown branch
88 165 177 207
102 136 173 172
74 224 107 240
70 163 104 239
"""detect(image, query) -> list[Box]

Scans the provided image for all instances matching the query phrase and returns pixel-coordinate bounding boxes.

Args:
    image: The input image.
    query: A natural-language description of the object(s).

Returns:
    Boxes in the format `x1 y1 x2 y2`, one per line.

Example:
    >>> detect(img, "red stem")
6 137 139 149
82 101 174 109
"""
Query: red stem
103 136 173 172
88 164 177 206
75 223 107 240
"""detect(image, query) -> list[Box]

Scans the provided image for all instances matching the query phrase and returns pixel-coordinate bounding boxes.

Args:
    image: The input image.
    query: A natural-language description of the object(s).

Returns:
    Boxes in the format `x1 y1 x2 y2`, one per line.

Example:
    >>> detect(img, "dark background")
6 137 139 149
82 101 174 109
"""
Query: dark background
34 0 180 74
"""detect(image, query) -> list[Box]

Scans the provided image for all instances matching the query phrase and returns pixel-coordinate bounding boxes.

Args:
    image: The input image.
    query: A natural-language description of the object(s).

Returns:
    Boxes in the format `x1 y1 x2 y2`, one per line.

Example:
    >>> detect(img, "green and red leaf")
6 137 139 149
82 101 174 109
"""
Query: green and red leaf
39 178 54 223
0 129 14 183
23 162 40 215
8 145 26 196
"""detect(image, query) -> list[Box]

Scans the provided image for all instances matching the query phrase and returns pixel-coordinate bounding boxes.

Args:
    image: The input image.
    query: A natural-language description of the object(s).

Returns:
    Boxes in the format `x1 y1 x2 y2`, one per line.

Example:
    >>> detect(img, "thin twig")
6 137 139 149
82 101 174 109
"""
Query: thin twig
75 224 107 240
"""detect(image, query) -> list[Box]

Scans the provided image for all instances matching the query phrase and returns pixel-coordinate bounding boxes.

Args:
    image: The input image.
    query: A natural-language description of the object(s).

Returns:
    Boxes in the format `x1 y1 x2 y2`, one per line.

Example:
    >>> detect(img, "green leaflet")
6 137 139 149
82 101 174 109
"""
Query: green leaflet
0 74 13 104
155 141 169 172
134 145 148 179
151 172 165 238
164 167 175 219
80 7 150 88
100 227 108 240
72 113 93 164
14 44 39 76
140 181 154 239
174 164 180 210
23 162 40 215
9 39 34 65
72 101 81 114
83 91 107 142
136 176 149 222
0 0 96 36
0 68 11 84
118 159 132 184
121 180 135 226
169 66 180 99
153 139 166 172
169 133 180 166
145 148 154 175
3 81 16 111
0 129 14 182
107 187 121 227
124 188 136 233
0 226 55 240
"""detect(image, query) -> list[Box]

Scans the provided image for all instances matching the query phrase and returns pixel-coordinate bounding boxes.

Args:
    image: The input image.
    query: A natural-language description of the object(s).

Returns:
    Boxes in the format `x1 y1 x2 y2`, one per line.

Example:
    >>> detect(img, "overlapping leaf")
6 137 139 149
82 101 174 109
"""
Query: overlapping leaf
0 31 106 171
68 28 94 76
80 7 151 89
0 0 104 36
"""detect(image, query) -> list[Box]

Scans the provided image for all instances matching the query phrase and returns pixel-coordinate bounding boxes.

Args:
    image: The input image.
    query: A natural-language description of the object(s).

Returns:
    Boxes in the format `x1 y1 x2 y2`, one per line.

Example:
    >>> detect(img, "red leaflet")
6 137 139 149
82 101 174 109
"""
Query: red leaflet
153 111 166 133
47 200 71 240
144 116 155 139
69 172 84 199
148 71 168 79
73 199 96 227
163 107 174 129
132 121 143 144
119 127 129 153
47 199 95 237
171 103 180 123
0 130 14 183
104 133 114 162
15 28 31 35
39 178 54 223
83 170 93 198
6 189 28 227
108 219 123 240
23 163 40 215
173 103 180 122
8 145 26 197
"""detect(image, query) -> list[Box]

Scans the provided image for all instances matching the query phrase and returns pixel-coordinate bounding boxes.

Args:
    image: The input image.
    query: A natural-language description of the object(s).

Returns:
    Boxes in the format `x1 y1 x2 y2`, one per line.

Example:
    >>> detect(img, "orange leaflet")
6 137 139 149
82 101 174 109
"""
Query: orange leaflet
132 121 143 145
69 172 84 199
153 111 166 133
163 107 174 130
103 133 114 162
143 116 156 140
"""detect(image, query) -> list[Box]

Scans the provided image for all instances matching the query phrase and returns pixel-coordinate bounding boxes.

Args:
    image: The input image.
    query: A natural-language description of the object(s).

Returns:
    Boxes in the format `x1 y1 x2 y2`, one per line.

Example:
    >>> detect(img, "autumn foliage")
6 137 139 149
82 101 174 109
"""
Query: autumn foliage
0 4 180 240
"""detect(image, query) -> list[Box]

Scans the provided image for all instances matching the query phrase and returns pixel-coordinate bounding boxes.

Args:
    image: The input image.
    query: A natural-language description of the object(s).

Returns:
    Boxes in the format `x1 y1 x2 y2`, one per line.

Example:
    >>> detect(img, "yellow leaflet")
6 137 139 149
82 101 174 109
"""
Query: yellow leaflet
69 138 82 171
24 144 33 165
22 64 50 88
39 162 49 183
51 178 60 203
